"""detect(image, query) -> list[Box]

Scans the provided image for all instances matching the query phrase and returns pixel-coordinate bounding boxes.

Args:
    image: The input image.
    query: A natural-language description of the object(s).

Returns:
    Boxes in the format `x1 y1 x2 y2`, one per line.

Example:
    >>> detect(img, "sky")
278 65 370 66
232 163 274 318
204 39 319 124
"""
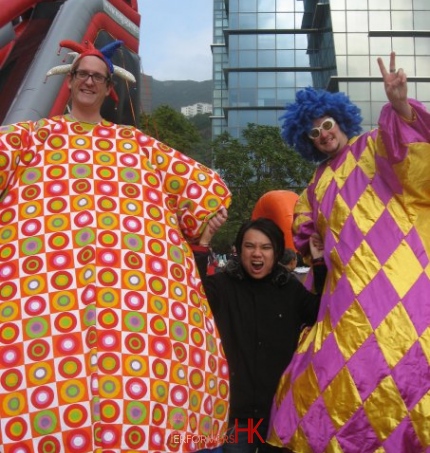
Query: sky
137 1 213 81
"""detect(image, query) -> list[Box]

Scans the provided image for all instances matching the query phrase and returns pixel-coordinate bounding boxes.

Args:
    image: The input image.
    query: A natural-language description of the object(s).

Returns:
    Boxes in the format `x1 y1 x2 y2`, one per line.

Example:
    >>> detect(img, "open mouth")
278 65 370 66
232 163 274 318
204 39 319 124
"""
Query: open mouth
251 261 264 270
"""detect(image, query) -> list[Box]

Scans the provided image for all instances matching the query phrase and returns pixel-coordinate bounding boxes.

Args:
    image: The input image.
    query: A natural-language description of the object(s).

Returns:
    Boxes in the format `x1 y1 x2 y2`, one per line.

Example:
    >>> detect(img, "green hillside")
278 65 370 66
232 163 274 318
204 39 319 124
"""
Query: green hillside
142 77 213 112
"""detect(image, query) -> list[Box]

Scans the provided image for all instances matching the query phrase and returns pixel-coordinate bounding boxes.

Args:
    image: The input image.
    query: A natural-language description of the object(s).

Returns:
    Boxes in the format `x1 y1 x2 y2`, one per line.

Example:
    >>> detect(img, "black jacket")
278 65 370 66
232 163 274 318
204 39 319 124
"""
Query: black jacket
195 253 326 419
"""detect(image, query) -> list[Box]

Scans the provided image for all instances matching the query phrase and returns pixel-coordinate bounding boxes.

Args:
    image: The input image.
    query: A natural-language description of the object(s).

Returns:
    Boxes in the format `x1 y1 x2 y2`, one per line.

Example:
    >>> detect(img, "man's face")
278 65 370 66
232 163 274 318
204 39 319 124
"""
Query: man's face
310 116 349 159
284 257 297 272
68 55 111 110
240 228 276 279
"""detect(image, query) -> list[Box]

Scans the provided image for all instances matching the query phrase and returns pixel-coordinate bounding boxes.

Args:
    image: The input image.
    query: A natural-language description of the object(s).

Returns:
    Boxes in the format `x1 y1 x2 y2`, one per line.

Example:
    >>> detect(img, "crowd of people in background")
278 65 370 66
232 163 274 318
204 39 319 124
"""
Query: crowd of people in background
207 245 239 275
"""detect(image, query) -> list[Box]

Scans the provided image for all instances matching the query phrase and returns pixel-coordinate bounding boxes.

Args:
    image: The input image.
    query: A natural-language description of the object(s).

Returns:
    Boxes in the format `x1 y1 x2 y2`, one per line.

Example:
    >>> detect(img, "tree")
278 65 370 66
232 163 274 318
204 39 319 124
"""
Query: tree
211 123 316 248
140 105 212 166
189 113 211 141
188 113 212 166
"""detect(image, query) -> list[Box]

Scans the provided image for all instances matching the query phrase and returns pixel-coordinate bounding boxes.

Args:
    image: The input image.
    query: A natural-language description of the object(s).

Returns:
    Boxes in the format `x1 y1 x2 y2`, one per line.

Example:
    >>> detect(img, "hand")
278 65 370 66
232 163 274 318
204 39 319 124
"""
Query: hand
309 233 324 260
377 51 412 119
199 208 228 246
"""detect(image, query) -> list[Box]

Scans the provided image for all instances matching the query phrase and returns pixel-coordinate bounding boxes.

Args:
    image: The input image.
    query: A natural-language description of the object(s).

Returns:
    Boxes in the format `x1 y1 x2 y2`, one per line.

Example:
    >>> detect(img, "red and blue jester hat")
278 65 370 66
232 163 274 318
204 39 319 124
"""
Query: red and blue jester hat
280 87 363 162
46 39 136 103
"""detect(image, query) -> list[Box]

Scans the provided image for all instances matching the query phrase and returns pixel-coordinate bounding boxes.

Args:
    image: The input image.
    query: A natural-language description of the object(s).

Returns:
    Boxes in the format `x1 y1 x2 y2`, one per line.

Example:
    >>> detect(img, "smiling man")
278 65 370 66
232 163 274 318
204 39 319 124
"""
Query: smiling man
68 56 112 123
268 52 430 453
0 40 232 452
308 116 348 159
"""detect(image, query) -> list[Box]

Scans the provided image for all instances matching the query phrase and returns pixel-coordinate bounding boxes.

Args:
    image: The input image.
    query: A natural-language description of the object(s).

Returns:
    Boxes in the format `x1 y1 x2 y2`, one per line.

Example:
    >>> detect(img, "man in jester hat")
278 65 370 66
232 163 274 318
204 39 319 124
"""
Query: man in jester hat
267 52 430 452
0 39 231 452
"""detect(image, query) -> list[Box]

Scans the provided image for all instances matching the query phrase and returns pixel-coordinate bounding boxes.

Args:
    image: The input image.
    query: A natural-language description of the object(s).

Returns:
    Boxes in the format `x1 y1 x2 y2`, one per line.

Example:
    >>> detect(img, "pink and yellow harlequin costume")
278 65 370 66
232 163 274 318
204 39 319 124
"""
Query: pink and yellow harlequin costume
0 116 231 452
268 99 430 452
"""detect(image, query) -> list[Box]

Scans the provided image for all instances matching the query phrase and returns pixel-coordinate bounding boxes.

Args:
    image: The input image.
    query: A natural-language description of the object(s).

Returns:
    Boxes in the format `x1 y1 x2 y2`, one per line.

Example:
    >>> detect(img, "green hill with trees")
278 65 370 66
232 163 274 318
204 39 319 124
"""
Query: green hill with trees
149 79 213 112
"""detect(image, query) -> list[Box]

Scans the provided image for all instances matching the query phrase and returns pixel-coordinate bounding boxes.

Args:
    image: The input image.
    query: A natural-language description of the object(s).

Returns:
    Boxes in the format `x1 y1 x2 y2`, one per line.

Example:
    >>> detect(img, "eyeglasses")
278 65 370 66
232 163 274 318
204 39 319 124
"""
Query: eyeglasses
308 118 336 139
72 70 110 84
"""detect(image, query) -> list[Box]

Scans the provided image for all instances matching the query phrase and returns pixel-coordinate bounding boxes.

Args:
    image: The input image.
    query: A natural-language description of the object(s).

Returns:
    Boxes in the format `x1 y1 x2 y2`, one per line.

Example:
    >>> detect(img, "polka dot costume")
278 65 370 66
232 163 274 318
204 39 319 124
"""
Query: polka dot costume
0 116 231 452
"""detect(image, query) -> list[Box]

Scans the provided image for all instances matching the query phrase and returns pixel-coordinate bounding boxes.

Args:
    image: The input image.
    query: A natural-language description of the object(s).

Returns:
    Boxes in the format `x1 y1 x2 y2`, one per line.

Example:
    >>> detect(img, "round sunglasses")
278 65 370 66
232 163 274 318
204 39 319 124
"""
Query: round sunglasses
308 118 336 139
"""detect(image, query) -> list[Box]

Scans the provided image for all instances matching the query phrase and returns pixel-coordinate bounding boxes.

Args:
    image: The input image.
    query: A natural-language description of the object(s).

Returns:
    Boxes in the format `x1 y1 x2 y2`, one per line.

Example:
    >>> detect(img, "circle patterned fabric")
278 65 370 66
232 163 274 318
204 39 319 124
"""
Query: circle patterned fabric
0 116 231 452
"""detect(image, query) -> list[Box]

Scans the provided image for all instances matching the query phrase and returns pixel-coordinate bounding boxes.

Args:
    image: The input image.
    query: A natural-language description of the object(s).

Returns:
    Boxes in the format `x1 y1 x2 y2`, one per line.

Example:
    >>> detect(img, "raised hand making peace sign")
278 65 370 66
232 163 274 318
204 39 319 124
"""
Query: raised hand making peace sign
377 51 413 120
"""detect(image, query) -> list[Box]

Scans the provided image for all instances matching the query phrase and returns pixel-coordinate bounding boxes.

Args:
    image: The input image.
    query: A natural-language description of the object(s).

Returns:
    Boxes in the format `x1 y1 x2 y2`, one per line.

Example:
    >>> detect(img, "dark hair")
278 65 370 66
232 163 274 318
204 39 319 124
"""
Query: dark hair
235 217 285 263
280 248 297 265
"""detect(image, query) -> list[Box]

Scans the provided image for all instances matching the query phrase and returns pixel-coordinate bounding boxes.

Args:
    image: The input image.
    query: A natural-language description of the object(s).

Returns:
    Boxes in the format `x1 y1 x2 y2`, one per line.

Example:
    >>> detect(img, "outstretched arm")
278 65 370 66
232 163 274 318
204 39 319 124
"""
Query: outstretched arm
377 51 413 120
191 207 228 280
199 207 228 246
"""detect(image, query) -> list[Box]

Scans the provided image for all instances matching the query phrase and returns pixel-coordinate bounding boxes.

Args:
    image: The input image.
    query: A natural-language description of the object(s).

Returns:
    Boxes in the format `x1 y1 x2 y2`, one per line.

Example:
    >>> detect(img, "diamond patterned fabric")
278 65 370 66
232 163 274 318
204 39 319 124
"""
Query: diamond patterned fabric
0 116 231 452
268 99 430 453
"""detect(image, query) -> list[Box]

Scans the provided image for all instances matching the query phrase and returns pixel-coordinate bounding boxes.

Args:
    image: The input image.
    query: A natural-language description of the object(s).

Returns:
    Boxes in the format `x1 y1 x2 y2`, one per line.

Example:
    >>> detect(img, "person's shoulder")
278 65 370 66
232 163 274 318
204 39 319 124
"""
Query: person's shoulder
204 269 230 287
116 123 136 129
272 265 296 287
110 122 139 133
0 120 33 133
213 266 231 278
27 116 58 133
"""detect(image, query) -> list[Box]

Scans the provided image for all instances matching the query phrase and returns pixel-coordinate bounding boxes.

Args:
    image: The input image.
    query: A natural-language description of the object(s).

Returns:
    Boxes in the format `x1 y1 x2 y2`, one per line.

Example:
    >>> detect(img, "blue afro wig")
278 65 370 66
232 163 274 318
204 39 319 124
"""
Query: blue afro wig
280 87 363 162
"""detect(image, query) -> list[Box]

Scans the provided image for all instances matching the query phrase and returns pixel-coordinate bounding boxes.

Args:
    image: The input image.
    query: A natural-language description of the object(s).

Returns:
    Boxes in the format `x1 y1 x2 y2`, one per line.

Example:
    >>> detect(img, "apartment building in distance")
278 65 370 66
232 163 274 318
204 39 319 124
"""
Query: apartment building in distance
181 102 213 118
211 0 430 140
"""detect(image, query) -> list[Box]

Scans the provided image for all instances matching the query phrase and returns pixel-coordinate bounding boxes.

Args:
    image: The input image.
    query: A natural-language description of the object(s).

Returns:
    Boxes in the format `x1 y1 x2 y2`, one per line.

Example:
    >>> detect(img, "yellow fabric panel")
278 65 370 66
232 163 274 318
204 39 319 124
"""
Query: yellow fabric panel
322 366 363 430
363 375 408 441
357 141 377 180
327 195 350 242
385 196 413 236
410 390 430 446
419 326 430 363
394 142 430 258
393 142 430 206
333 300 374 361
294 187 312 217
292 364 320 418
374 302 418 368
351 186 386 236
344 240 380 296
382 239 423 299
332 150 360 190
314 166 336 203
290 425 314 453
325 436 345 453
274 371 292 408
315 310 333 353
328 247 343 295
296 324 317 354
266 430 281 448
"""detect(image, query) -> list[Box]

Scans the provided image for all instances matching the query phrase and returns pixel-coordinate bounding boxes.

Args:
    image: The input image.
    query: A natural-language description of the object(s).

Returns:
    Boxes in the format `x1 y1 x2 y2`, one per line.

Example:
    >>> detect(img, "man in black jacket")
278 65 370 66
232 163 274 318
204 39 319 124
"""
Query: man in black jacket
192 214 326 453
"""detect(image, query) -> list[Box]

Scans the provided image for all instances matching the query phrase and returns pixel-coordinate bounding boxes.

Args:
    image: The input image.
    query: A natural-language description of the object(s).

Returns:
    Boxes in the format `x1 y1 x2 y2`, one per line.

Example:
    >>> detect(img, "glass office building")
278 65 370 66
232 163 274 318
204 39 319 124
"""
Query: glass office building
211 0 430 139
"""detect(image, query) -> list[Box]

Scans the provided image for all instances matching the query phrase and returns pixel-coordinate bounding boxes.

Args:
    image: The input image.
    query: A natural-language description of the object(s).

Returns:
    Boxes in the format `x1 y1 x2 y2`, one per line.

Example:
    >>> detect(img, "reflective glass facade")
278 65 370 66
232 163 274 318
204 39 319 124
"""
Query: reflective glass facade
212 0 430 139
